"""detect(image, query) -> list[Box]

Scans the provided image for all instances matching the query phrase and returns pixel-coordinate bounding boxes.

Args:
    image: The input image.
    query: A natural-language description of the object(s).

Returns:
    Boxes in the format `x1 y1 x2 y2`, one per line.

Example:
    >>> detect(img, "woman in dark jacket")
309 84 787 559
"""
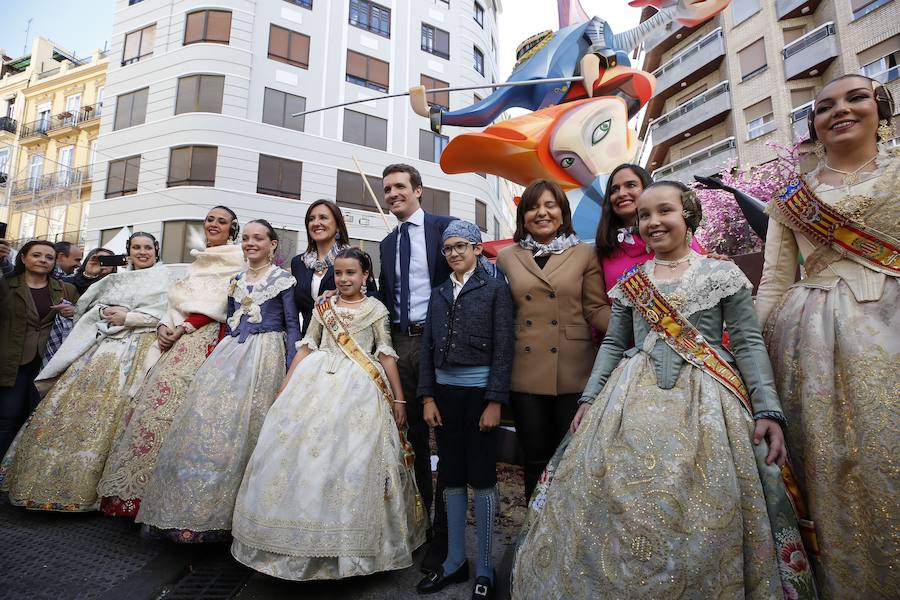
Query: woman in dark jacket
61 247 117 293
0 240 79 455
290 199 376 335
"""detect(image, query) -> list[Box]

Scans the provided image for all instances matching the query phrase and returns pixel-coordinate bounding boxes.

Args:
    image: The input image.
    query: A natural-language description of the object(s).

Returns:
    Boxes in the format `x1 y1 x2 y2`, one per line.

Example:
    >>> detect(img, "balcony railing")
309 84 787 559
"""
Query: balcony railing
783 22 835 60
648 81 732 148
652 137 737 181
19 118 50 139
10 169 84 197
866 65 900 84
782 21 838 80
651 28 726 96
790 101 814 143
650 81 730 131
0 116 16 134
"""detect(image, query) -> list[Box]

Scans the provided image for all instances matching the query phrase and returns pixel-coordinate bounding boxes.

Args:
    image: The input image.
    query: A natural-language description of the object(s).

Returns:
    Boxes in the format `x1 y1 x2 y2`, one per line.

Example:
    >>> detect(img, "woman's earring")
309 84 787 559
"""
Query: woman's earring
878 119 896 144
360 283 368 296
814 140 826 159
685 229 692 243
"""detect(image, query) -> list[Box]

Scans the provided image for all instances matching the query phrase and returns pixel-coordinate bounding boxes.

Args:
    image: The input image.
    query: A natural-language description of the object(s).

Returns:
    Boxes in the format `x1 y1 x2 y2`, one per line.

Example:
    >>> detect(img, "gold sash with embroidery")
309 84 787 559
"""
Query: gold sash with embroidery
315 299 416 468
619 265 819 555
776 178 900 277
619 266 752 413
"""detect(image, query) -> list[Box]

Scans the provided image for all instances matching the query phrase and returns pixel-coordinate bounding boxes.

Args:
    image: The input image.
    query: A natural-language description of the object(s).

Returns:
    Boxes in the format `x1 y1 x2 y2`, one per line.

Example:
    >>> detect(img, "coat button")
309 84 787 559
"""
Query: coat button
550 347 558 353
451 343 456 348
524 346 531 352
549 292 556 299
551 320 558 326
526 320 532 326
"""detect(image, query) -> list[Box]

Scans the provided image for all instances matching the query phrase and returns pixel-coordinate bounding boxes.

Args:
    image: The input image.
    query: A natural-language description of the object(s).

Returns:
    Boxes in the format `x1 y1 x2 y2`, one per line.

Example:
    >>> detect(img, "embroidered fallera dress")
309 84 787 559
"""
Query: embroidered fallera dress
756 152 899 599
135 266 299 541
0 264 172 512
511 255 816 600
97 244 245 517
231 297 426 580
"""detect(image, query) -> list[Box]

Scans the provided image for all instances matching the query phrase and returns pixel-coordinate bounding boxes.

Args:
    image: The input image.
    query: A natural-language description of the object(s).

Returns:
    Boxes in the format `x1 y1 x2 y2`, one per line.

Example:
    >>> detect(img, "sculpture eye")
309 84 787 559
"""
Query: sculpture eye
560 157 575 169
592 119 611 145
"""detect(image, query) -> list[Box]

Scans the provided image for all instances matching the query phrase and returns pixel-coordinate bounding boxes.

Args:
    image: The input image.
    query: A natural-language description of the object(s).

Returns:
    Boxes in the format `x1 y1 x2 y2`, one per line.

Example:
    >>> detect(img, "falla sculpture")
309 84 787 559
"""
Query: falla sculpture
294 0 731 239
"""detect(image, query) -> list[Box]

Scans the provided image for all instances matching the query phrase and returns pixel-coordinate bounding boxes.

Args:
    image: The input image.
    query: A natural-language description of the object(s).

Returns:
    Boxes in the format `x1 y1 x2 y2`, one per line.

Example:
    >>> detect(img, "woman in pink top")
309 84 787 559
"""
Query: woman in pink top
595 164 704 291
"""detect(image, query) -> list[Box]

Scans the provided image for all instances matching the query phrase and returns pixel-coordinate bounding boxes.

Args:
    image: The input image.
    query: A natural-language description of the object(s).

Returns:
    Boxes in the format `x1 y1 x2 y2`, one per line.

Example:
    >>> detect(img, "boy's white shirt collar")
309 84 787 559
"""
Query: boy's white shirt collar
451 267 476 299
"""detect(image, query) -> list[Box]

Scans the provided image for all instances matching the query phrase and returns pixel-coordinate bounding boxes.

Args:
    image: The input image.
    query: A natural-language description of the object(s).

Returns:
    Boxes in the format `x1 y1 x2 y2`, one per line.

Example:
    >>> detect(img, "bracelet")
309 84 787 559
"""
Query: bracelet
393 400 407 404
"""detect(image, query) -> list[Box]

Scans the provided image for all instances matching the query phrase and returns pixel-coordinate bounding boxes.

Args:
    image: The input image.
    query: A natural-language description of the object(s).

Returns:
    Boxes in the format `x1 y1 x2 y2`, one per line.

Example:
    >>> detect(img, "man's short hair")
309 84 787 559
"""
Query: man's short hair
55 241 74 256
382 163 423 190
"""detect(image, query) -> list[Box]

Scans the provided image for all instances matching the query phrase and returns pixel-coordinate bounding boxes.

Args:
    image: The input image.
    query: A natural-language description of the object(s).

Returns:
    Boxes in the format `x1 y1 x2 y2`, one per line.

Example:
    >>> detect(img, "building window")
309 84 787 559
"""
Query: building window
122 24 155 65
732 0 760 25
350 0 391 38
167 145 217 187
420 187 450 216
175 75 225 114
859 35 900 83
0 148 9 177
421 74 450 110
257 154 302 199
113 88 149 131
745 97 775 140
105 155 141 198
738 38 767 81
19 212 36 240
474 46 485 75
853 0 892 19
474 2 485 27
346 50 389 93
184 10 232 45
284 0 312 8
343 110 388 151
421 24 450 60
419 130 449 163
782 26 806 45
335 169 389 213
161 220 205 264
268 24 310 69
262 88 306 131
475 200 487 232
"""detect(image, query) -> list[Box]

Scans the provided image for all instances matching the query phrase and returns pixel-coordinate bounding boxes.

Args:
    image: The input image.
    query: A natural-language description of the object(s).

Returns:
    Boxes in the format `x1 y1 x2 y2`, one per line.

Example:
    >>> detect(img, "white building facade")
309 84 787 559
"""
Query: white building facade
89 0 509 270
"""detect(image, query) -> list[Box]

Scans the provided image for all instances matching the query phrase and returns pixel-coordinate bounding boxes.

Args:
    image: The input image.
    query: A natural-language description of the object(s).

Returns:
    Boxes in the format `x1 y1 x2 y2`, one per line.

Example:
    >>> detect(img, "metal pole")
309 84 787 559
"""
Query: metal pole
351 156 392 233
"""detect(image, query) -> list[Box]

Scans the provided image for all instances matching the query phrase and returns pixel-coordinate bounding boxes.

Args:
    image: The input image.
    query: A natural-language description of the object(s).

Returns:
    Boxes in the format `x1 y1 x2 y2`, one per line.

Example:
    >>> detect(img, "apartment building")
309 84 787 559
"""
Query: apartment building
638 0 900 183
88 0 510 270
0 37 107 243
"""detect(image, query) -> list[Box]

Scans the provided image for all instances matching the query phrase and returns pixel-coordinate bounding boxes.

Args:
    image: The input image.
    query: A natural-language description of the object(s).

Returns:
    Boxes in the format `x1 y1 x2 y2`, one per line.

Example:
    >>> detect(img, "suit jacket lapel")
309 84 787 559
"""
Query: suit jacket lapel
513 245 553 287
541 246 577 280
14 278 40 328
318 267 335 297
383 229 398 296
423 213 437 283
438 280 455 305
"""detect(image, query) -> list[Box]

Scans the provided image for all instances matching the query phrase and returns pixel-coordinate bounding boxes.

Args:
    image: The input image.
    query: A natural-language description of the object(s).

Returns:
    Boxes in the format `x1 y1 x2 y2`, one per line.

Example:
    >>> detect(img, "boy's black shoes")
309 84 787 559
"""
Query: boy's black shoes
419 531 448 574
416 561 469 594
471 573 496 600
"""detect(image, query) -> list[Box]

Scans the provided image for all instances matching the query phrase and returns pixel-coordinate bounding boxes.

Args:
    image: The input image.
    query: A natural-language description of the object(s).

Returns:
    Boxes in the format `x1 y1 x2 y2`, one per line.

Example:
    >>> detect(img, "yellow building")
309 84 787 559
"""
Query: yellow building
1 36 107 245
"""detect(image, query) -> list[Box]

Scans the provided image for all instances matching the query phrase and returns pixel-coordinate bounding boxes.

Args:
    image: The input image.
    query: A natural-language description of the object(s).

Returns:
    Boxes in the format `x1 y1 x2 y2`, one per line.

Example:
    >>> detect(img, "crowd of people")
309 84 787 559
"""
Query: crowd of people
0 74 895 599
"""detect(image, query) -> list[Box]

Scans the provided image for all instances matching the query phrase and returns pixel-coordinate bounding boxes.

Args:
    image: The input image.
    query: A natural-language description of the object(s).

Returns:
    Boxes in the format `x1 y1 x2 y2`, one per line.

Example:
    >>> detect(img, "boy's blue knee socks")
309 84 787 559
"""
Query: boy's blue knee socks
442 486 468 574
474 486 497 583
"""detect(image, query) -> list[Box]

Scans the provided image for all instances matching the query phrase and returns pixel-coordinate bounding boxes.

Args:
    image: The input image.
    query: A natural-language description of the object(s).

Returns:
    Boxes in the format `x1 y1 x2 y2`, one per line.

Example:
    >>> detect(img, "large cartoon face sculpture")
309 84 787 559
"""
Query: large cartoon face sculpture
551 98 634 188
439 96 637 191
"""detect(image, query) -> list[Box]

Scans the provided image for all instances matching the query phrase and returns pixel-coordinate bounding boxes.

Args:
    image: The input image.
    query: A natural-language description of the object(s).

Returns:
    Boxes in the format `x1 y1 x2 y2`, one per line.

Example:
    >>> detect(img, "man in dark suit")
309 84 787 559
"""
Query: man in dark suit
378 163 454 573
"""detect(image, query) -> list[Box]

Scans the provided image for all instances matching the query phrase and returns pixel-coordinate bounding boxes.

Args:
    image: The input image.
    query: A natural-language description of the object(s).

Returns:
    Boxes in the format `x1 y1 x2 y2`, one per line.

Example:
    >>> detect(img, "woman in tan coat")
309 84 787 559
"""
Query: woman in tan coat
496 179 610 499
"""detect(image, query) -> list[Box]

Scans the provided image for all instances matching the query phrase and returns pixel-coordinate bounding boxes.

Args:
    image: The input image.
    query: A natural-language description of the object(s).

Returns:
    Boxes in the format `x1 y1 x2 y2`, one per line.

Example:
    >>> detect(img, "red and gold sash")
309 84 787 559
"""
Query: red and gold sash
777 179 900 277
316 299 416 469
619 266 752 413
619 265 819 554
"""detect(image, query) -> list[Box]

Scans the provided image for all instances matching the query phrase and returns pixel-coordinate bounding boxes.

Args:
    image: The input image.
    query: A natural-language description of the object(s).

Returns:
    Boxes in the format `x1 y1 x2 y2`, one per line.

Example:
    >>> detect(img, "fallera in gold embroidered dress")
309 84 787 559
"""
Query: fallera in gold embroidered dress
511 256 817 600
756 151 899 599
231 298 426 580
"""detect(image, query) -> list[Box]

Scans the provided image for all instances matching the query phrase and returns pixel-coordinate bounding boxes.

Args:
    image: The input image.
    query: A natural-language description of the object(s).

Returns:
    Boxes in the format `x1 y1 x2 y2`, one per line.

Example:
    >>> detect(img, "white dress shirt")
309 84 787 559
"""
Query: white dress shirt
394 207 430 324
450 267 475 300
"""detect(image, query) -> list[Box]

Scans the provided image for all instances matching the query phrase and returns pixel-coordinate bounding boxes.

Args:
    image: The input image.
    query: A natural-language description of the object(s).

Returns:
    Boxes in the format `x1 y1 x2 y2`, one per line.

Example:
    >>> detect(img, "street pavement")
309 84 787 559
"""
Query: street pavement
0 479 522 600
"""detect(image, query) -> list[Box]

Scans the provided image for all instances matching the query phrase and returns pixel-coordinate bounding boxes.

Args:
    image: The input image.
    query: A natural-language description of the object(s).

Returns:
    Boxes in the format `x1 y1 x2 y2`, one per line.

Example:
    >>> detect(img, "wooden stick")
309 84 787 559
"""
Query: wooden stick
352 156 392 232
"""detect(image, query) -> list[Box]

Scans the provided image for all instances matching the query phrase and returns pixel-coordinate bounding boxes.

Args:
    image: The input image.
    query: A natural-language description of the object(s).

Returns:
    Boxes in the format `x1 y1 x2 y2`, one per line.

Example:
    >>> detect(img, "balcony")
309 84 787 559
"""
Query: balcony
790 101 814 144
653 29 726 98
649 81 732 149
78 104 102 125
0 116 16 135
652 137 737 183
10 169 84 200
18 119 50 146
776 0 822 20
782 22 838 81
47 112 79 138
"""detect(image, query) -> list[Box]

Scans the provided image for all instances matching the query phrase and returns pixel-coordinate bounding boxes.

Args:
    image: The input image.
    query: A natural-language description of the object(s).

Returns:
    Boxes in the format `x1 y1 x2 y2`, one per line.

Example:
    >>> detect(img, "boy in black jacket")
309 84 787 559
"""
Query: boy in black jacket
415 220 514 600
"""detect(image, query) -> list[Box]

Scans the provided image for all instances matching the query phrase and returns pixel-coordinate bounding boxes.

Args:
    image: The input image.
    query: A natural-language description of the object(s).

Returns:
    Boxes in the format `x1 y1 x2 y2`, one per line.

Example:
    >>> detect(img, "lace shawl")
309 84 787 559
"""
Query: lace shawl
227 266 296 330
162 244 245 328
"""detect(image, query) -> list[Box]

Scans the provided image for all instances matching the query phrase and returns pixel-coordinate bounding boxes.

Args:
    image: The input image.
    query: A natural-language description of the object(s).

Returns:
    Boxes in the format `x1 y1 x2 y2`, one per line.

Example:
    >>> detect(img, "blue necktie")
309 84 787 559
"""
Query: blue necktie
399 222 411 331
